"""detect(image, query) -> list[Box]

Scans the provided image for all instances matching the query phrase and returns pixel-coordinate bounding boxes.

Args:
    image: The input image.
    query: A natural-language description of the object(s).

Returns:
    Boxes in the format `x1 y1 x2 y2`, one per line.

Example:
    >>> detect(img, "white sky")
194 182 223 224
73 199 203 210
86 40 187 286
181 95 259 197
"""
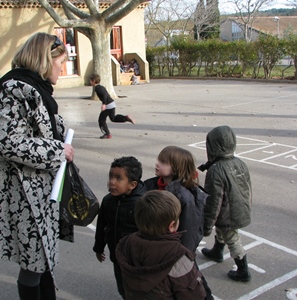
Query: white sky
219 0 291 14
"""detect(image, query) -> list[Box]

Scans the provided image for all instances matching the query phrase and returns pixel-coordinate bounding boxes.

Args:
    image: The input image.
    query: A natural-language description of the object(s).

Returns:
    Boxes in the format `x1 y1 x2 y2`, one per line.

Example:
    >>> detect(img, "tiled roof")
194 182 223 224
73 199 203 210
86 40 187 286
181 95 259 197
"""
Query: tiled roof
0 0 149 9
232 16 297 36
0 0 109 8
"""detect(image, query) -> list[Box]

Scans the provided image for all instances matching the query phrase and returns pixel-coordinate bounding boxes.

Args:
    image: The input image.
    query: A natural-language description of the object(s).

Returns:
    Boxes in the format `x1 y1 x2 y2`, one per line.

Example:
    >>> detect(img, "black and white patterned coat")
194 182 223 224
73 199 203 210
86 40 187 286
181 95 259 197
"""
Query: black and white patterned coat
0 79 66 276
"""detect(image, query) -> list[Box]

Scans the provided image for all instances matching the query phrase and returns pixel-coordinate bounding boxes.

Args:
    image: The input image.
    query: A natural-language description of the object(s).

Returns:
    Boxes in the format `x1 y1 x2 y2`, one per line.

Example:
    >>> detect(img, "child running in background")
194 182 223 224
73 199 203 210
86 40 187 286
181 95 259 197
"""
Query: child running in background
116 190 207 299
90 74 135 139
144 145 213 300
93 156 145 299
198 125 252 282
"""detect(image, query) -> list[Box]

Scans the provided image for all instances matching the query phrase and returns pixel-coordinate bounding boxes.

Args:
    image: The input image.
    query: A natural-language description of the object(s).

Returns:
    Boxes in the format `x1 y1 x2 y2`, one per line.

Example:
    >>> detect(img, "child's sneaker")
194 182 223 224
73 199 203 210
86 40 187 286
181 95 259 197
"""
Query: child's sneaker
126 115 135 124
100 134 112 139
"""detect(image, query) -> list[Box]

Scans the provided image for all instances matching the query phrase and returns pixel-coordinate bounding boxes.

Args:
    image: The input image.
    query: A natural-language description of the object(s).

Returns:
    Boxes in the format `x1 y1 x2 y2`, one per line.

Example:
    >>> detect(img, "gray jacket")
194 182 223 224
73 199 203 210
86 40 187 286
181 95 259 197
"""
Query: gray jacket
203 126 252 234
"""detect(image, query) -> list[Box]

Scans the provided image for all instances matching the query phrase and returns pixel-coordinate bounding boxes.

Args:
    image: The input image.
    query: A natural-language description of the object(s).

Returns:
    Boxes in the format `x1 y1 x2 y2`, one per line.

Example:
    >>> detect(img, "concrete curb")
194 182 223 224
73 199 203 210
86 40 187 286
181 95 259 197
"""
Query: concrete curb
150 76 297 84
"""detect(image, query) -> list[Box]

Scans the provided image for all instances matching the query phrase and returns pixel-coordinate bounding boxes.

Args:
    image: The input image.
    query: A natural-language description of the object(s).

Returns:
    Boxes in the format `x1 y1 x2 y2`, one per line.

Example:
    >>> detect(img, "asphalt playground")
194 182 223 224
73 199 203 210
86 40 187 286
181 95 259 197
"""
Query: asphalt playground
0 78 296 300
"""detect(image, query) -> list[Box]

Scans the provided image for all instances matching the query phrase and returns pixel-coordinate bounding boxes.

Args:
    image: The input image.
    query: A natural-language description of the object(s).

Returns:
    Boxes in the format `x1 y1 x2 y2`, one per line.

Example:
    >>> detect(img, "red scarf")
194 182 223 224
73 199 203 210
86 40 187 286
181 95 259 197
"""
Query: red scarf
157 177 167 190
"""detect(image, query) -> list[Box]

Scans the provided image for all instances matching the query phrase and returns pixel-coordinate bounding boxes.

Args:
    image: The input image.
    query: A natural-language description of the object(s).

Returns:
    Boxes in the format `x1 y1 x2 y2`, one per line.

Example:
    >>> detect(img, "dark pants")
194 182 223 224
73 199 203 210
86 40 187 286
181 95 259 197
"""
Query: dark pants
18 268 56 300
98 108 127 135
113 262 125 299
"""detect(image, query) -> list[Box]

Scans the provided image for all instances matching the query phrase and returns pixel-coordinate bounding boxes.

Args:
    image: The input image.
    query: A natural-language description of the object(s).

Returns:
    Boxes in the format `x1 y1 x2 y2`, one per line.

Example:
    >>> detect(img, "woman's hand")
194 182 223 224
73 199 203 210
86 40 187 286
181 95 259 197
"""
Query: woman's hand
64 144 74 162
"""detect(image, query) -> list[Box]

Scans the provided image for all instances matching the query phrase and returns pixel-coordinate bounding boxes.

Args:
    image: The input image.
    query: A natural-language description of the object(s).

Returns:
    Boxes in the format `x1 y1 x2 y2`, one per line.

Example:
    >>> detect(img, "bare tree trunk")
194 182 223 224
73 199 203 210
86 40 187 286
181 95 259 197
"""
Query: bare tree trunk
37 0 149 100
90 24 117 100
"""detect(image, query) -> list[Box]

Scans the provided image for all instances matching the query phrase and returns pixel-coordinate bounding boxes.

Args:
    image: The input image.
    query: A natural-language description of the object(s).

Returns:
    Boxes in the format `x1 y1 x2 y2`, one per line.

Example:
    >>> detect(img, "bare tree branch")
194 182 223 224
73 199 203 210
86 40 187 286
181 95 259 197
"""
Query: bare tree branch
194 0 220 40
106 0 148 24
37 0 150 97
84 0 99 17
145 0 196 45
59 0 90 19
230 0 275 41
38 0 90 27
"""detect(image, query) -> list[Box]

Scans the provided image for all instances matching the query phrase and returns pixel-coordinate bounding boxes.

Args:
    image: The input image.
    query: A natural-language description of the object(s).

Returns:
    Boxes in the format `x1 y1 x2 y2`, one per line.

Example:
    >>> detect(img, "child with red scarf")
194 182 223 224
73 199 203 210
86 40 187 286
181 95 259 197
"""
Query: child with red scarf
144 145 214 300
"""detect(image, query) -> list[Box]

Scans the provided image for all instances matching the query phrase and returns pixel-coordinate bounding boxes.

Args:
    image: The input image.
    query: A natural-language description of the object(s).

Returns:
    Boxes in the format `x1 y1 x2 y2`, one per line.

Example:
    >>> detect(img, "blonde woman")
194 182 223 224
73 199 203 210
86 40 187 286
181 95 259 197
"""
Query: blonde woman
0 32 74 300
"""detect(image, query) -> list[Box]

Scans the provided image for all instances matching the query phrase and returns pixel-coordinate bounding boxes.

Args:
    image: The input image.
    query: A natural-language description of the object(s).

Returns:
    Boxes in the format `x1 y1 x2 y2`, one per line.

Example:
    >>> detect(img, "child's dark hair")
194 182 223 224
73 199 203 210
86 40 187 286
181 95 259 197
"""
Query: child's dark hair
111 156 142 182
135 190 181 236
90 73 100 84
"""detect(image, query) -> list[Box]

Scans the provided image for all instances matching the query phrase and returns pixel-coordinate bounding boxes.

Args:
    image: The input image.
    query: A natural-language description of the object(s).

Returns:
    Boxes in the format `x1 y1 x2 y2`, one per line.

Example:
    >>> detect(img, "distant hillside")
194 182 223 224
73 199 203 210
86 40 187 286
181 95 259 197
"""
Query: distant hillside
225 8 297 17
260 8 297 16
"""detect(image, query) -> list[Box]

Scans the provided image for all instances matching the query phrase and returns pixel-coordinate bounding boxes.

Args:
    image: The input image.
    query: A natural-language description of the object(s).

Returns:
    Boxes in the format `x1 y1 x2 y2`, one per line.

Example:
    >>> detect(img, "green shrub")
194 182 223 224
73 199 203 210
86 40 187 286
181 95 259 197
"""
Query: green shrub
146 35 293 80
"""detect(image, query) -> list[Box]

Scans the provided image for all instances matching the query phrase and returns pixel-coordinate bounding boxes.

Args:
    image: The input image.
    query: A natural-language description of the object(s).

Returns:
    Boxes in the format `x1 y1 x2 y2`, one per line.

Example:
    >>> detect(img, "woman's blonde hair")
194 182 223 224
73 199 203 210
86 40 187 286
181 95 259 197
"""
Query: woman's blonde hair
135 190 181 236
12 32 68 80
158 145 198 189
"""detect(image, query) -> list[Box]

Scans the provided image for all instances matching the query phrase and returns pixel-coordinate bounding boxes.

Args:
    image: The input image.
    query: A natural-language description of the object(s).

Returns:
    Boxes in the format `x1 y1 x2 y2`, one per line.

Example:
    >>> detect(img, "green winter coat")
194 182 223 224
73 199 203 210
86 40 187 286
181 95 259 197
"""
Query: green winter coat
203 126 252 235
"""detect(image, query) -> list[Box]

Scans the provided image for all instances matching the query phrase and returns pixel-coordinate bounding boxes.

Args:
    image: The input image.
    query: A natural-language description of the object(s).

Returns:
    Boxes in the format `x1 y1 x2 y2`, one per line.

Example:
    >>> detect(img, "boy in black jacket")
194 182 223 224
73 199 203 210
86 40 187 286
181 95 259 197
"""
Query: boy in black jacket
90 73 135 139
93 156 145 299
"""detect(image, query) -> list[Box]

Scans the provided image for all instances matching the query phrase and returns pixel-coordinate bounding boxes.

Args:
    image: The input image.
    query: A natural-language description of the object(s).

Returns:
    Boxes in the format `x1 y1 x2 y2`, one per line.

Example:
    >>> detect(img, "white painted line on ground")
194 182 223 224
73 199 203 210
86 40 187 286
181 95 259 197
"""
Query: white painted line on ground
236 156 297 171
189 137 297 170
287 288 297 300
222 92 297 108
286 155 297 160
243 240 263 251
248 264 266 274
236 144 275 156
237 143 270 146
236 136 271 143
87 224 96 232
198 253 230 270
188 142 205 148
261 148 297 161
230 263 266 274
237 269 297 300
239 230 297 257
236 136 296 147
198 240 262 270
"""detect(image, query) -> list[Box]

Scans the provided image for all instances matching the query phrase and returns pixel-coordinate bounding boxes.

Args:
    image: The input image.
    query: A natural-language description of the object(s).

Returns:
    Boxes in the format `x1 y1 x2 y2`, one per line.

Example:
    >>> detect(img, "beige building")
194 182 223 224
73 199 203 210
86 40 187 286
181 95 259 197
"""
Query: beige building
0 0 150 88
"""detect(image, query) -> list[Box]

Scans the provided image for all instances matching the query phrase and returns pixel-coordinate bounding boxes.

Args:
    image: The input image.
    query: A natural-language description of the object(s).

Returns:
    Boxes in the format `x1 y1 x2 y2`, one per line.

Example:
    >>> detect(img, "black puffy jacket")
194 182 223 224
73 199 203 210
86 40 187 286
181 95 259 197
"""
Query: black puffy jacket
93 181 145 262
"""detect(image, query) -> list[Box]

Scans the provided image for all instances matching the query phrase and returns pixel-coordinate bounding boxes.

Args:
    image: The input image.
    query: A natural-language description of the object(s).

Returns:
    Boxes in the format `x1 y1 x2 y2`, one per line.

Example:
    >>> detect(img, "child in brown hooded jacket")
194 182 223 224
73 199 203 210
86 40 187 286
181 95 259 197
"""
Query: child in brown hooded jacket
116 190 207 300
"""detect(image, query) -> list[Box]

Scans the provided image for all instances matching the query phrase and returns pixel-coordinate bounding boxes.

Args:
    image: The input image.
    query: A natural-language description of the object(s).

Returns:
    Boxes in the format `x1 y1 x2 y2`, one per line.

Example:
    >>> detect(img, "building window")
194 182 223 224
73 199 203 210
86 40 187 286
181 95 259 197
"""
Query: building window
54 28 78 76
231 22 242 41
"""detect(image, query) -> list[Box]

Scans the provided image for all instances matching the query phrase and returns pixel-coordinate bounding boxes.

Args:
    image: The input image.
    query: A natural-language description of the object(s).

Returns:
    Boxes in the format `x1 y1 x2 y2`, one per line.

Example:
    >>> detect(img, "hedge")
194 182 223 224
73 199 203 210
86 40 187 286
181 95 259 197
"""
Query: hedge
146 34 297 80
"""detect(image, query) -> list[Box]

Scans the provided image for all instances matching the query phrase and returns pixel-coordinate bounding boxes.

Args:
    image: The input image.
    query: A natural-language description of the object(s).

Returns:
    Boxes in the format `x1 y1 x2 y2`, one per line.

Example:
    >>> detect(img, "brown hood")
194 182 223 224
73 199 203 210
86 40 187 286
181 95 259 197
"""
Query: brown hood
115 232 191 293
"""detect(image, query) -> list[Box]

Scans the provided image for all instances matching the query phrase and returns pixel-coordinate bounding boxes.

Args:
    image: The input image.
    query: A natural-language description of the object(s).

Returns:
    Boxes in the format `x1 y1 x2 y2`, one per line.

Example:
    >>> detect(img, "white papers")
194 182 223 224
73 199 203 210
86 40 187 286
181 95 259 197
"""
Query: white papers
50 128 74 203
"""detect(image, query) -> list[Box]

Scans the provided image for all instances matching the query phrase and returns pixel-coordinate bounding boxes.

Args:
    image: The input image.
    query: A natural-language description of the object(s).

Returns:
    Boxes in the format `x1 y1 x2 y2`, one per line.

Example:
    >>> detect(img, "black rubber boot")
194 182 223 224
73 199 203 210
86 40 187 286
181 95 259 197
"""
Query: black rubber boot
228 254 251 282
40 271 56 300
17 281 40 300
201 236 225 263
